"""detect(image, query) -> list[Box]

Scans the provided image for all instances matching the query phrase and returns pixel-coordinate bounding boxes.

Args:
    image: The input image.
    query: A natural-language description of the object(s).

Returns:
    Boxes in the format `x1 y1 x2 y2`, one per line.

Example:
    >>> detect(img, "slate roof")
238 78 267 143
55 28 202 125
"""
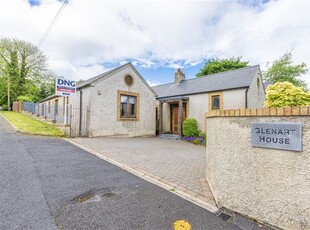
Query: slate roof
76 63 129 89
152 65 260 99
76 62 156 96
38 94 60 103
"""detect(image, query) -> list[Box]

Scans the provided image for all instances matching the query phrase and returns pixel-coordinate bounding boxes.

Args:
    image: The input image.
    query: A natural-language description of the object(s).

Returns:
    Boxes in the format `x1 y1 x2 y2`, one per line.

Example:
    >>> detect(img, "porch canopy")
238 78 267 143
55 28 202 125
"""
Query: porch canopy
157 96 189 137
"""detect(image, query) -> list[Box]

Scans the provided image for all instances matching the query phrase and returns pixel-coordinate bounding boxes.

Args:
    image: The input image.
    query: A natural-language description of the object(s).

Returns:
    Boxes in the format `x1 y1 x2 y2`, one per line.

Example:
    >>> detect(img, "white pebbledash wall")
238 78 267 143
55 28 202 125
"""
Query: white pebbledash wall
71 65 156 137
161 87 260 133
205 107 310 230
247 71 266 108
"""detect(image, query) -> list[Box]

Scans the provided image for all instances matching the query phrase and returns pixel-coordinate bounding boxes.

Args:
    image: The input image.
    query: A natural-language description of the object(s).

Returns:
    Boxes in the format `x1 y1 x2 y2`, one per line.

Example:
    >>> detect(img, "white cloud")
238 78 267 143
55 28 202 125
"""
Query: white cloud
0 0 310 84
146 80 161 87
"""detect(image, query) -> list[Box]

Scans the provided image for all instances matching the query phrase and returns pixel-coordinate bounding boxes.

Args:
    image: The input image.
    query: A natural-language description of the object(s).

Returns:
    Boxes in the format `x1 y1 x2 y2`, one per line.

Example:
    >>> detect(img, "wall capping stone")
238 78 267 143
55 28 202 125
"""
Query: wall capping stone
205 106 310 118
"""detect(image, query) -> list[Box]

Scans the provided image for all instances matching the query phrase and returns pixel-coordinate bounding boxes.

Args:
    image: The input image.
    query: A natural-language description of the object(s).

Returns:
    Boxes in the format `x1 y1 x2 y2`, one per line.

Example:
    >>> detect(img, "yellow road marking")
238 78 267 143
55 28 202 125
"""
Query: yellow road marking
173 219 191 230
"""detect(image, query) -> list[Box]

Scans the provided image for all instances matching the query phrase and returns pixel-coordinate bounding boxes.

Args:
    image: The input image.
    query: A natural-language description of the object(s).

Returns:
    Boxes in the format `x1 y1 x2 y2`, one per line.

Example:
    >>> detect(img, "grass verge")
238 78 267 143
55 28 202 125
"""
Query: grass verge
0 111 65 137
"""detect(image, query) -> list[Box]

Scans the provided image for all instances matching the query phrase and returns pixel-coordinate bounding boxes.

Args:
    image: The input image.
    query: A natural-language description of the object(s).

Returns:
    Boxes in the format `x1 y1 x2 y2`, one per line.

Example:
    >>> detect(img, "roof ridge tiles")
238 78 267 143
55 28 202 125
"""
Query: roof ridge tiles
152 65 260 98
154 65 259 87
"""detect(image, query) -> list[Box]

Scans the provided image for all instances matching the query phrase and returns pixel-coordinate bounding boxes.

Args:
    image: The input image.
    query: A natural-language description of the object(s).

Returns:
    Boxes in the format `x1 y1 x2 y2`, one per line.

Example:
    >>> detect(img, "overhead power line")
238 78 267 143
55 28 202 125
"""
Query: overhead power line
37 0 69 48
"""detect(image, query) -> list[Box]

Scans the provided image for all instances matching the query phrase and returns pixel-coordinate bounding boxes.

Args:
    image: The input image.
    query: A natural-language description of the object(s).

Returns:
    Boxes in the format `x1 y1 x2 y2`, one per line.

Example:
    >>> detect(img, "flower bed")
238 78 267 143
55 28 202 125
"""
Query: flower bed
182 136 206 145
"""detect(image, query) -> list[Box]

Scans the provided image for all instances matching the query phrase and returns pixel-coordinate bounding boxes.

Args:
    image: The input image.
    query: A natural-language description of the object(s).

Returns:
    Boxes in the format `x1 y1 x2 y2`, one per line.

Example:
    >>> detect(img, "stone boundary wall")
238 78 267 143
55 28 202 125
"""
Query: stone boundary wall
205 107 310 230
206 106 310 118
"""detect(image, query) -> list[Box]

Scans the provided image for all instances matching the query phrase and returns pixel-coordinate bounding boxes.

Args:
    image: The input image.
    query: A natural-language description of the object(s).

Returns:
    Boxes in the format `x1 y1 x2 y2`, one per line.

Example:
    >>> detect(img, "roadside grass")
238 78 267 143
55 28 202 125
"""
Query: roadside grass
0 111 65 137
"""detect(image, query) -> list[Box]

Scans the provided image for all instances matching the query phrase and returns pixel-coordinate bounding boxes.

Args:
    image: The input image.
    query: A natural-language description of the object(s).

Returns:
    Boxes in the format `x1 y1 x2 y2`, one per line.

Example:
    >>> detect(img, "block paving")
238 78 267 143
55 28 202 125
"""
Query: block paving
72 137 216 207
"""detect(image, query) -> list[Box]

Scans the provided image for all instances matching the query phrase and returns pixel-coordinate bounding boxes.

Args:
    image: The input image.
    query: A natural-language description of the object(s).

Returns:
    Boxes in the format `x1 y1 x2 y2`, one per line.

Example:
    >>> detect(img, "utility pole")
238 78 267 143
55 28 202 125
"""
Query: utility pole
7 74 10 111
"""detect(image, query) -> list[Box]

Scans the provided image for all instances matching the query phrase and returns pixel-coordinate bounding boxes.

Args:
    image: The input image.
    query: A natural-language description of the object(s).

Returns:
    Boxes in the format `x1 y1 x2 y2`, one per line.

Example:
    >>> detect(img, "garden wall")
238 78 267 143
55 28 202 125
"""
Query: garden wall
205 107 310 229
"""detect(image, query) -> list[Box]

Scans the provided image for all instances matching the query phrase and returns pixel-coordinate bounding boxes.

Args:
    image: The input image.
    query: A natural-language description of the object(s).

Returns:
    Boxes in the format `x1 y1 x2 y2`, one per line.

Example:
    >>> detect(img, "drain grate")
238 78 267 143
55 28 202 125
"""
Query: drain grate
218 212 232 222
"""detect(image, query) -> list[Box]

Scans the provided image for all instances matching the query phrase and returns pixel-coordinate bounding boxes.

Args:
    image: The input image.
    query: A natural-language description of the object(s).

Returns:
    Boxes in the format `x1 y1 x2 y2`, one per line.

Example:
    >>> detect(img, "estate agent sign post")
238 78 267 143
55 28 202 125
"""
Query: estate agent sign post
55 78 76 125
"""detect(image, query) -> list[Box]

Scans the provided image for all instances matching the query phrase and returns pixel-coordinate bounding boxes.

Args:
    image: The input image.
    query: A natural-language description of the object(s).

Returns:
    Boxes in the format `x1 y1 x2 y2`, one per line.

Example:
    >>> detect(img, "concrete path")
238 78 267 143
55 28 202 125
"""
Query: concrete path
0 115 240 230
71 137 216 207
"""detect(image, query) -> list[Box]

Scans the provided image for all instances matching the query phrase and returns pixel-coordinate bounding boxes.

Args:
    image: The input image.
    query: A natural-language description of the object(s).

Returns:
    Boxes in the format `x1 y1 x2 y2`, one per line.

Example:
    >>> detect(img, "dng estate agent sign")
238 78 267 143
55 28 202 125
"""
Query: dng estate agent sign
251 122 302 151
56 78 76 97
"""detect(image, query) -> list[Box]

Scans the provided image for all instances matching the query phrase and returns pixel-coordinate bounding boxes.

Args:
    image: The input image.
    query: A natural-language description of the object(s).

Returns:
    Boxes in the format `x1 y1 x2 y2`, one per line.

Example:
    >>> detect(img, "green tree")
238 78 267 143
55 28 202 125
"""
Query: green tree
265 82 310 108
37 71 56 99
0 76 6 106
263 51 308 89
0 38 51 108
196 57 249 77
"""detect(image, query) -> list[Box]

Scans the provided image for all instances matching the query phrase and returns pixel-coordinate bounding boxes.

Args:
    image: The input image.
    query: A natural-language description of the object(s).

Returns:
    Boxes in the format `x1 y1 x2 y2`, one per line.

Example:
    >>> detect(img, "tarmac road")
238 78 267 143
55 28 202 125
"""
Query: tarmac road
0 115 240 230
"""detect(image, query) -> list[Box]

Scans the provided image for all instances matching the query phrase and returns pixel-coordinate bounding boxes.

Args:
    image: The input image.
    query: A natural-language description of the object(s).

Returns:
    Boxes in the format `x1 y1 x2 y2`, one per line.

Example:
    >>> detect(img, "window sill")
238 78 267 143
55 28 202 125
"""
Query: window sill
118 117 138 121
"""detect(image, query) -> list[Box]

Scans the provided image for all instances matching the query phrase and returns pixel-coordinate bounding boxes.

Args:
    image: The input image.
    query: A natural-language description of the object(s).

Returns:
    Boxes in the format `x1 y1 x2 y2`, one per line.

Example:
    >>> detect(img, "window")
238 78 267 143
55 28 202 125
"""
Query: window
48 101 51 113
212 95 220 110
120 95 136 118
208 92 223 111
117 90 140 121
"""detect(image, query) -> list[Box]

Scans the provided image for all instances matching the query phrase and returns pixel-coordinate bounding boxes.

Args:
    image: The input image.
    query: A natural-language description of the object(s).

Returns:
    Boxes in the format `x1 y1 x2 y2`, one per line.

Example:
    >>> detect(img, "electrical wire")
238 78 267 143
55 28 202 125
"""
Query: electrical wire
37 0 69 47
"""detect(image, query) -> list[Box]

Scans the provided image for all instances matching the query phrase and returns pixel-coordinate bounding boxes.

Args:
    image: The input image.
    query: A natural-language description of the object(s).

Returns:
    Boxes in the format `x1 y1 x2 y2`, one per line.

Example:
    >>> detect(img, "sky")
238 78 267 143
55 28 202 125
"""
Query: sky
0 0 310 86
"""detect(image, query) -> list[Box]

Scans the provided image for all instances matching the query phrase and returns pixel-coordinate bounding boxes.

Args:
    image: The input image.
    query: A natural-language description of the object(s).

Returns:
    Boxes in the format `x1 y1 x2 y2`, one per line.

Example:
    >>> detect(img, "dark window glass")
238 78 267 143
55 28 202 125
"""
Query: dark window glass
120 95 136 118
212 95 220 110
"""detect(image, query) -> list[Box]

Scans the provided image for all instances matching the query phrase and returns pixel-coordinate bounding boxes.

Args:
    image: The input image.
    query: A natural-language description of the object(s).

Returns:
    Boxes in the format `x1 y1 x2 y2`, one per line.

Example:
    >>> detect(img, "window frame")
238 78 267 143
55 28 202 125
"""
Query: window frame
208 92 223 111
117 90 140 121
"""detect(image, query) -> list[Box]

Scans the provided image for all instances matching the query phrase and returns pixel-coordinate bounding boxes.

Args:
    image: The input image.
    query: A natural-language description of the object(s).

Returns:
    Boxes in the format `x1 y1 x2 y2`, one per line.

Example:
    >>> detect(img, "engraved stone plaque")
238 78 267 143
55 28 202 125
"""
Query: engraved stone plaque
251 122 302 151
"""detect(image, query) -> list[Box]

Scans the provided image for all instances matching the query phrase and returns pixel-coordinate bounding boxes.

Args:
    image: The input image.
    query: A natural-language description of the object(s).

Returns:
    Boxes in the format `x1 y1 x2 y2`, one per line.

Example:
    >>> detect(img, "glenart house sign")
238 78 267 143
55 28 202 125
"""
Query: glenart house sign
251 122 302 152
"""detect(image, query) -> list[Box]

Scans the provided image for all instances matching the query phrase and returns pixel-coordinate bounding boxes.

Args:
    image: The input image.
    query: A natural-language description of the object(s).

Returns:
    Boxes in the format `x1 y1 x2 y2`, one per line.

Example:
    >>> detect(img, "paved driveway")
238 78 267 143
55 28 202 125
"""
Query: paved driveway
71 137 215 206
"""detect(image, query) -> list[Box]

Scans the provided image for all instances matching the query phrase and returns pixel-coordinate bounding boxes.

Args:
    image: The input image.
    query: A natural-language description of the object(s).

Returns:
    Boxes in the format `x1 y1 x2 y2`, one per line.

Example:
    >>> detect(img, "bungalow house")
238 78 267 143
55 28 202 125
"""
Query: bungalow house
33 63 265 139
69 63 157 137
152 65 265 137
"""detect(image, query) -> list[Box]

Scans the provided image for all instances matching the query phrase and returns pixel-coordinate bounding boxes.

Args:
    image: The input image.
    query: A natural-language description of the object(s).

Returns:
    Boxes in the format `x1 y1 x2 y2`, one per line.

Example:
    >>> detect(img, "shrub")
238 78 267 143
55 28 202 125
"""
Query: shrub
2 104 8 111
202 139 206 146
182 118 199 137
198 131 206 139
265 82 310 107
193 139 200 145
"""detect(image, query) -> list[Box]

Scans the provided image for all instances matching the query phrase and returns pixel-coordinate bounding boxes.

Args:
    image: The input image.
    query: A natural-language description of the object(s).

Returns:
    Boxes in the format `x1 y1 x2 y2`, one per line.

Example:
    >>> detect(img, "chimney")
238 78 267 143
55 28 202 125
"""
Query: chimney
175 68 185 83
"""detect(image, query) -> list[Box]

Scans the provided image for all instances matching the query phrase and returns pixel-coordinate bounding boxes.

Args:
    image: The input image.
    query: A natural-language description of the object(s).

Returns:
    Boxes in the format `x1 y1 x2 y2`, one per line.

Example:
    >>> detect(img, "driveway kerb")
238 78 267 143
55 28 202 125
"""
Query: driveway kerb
64 138 219 214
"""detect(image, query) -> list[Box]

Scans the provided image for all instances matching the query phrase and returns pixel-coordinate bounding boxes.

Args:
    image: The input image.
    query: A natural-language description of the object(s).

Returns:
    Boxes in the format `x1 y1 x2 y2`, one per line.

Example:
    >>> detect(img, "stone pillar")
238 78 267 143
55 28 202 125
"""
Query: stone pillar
159 102 163 135
178 100 183 137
